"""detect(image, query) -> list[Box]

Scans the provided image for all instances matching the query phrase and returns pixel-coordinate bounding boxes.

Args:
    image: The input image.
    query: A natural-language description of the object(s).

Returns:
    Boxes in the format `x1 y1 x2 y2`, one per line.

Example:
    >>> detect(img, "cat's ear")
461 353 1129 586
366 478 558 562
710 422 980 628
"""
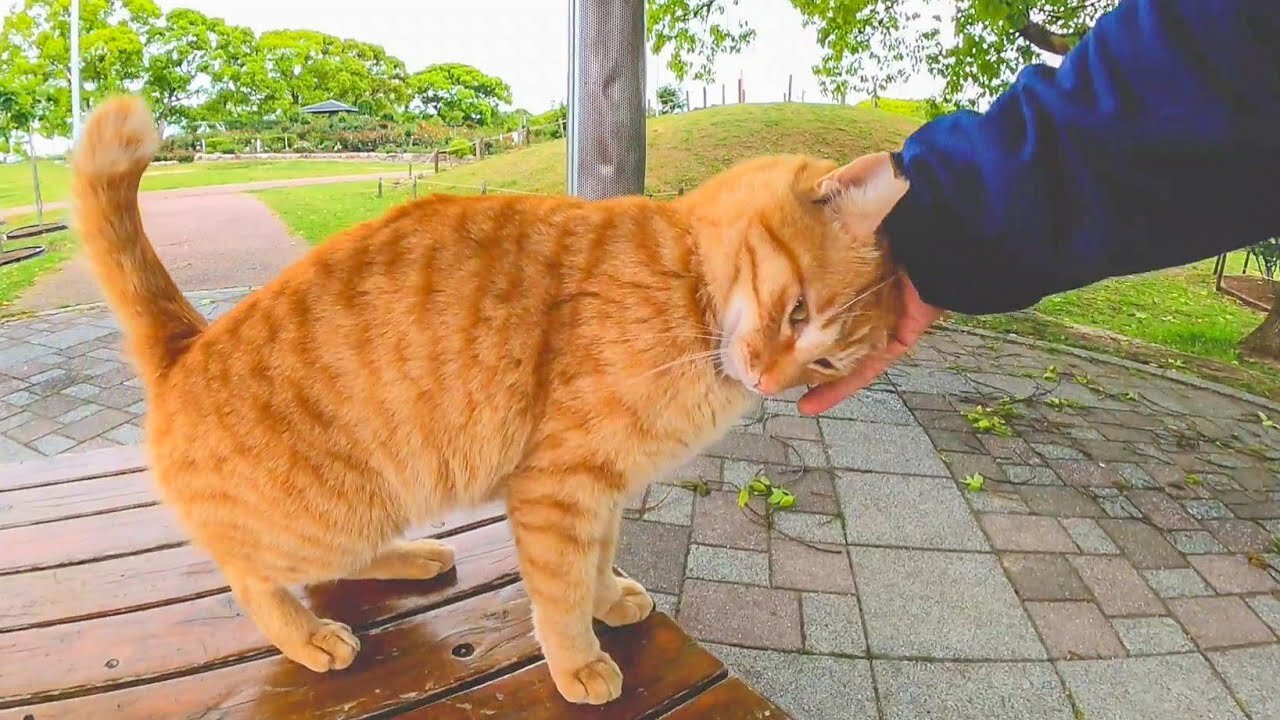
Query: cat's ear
814 151 909 236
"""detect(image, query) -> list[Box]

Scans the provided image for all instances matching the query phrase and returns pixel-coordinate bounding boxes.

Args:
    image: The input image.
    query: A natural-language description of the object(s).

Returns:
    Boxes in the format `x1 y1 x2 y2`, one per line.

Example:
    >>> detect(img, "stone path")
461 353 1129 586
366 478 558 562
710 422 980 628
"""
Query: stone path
2 288 1279 719
12 194 306 313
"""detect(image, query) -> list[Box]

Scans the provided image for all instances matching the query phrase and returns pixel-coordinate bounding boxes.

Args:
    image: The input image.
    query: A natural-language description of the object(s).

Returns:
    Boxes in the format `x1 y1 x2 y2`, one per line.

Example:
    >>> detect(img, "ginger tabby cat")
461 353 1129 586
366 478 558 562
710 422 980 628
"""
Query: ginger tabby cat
71 95 901 705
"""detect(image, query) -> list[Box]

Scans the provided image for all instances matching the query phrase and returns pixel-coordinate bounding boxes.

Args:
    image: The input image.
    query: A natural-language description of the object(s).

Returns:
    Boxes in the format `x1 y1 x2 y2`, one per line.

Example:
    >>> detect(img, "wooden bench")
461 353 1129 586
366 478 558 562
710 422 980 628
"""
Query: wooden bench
0 446 788 719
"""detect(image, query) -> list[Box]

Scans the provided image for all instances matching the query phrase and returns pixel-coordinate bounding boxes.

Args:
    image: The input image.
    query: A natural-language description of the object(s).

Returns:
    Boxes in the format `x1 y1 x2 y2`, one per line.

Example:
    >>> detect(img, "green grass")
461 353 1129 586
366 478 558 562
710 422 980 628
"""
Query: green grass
260 102 921 243
854 97 934 121
0 210 74 309
0 158 410 211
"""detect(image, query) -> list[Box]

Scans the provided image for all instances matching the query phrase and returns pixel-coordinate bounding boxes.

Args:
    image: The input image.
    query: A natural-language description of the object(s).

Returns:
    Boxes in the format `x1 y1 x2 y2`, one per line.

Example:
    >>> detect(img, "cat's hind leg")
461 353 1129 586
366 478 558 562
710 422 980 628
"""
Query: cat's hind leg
227 571 360 672
346 538 456 580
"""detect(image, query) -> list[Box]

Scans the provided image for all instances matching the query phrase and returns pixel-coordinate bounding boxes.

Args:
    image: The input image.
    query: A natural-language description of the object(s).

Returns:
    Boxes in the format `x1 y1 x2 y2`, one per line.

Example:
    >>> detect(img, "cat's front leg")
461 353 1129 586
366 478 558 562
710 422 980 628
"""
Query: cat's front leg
592 501 655 627
506 463 625 705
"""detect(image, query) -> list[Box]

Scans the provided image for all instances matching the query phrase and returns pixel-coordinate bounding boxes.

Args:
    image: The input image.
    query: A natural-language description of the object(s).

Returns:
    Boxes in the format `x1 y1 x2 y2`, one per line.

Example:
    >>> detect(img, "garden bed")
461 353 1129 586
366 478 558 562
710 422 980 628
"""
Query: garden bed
1220 275 1276 312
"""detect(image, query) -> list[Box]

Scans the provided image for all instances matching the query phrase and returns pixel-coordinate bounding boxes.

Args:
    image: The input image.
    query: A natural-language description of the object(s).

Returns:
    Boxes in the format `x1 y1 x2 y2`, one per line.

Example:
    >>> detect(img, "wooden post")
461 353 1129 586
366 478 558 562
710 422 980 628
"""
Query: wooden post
737 74 743 103
787 74 793 102
412 175 418 198
685 89 690 111
378 177 383 198
702 86 707 108
721 84 726 105
408 161 413 178
434 150 440 174
481 180 488 195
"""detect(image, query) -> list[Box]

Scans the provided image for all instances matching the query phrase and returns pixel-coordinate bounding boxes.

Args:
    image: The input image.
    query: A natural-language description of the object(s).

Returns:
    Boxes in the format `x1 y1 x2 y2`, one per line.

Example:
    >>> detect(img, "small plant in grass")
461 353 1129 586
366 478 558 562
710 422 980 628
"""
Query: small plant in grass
1118 391 1140 402
737 473 796 511
1184 473 1202 486
676 479 711 497
1163 358 1188 370
964 405 1014 436
1272 535 1280 555
962 473 986 492
1042 365 1060 382
1257 412 1279 431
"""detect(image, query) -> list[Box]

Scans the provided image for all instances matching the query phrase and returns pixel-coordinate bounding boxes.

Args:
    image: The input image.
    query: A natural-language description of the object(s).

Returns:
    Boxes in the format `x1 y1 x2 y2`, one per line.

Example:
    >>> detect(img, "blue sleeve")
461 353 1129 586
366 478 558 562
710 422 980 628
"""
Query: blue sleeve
883 0 1280 315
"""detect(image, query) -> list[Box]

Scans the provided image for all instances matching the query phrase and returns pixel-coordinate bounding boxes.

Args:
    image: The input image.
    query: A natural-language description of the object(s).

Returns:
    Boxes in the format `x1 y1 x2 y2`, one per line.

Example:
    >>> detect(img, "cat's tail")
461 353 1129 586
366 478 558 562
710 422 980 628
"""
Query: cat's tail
71 95 206 382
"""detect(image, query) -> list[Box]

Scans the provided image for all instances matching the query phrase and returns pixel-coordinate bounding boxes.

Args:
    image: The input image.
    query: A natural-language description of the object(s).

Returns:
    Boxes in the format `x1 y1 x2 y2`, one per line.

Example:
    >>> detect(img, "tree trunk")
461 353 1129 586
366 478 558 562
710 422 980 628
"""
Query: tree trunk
1241 287 1280 362
27 131 43 225
1017 20 1077 56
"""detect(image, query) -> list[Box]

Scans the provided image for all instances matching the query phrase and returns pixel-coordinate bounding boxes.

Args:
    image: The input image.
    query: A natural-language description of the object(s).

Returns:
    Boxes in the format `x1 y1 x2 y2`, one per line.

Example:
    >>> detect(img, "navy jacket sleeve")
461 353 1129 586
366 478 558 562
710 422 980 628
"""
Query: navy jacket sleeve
883 0 1280 315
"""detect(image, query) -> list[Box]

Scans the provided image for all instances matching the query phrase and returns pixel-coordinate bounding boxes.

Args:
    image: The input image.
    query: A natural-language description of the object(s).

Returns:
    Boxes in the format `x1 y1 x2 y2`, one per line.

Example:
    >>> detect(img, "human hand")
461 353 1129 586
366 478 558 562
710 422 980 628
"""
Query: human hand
798 274 942 415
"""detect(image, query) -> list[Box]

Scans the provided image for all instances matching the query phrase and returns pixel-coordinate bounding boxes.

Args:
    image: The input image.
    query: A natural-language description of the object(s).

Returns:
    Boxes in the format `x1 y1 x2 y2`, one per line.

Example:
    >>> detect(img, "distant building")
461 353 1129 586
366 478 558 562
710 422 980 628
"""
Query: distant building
301 100 359 117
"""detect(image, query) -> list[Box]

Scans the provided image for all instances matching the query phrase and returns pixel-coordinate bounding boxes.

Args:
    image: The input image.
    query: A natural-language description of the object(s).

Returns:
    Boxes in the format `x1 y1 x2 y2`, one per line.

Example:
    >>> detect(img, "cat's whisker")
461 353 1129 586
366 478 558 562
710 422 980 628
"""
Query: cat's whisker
632 350 723 382
832 275 893 316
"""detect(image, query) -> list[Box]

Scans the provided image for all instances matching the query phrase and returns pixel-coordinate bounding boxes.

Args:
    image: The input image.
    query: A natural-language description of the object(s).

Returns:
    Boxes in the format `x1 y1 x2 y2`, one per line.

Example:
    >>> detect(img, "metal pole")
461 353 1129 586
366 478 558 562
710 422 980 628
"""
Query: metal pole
566 0 646 199
70 0 82 139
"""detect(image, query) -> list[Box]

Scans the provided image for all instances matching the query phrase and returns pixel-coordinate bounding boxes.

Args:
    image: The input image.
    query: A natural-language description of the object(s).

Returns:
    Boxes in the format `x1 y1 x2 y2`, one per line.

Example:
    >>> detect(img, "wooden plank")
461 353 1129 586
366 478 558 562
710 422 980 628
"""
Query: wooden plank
0 444 148 491
658 678 790 719
0 504 186 576
0 470 155 530
0 520 518 707
0 505 507 633
14 580 537 719
404 613 724 720
0 544 222 633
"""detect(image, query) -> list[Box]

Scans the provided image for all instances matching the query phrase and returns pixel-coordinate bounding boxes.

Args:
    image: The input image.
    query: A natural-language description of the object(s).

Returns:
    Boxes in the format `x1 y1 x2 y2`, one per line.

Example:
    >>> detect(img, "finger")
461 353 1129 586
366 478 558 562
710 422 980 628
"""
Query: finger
797 340 907 415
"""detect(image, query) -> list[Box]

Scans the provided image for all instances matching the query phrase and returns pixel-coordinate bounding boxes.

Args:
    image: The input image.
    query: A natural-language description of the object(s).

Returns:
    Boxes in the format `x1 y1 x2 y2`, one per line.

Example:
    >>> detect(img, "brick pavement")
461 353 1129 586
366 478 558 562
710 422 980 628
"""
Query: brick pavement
2 288 1279 719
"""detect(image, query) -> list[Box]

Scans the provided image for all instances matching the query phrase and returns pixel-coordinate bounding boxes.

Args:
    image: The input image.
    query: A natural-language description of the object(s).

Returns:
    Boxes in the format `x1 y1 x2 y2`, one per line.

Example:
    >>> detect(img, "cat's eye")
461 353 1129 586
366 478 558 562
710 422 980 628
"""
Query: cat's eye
812 358 836 371
789 297 809 326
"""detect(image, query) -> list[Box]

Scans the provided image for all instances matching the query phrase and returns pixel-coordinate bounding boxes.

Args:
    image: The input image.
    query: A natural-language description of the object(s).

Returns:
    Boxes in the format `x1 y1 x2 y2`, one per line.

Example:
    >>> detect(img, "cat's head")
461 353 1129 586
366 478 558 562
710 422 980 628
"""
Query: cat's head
677 153 905 395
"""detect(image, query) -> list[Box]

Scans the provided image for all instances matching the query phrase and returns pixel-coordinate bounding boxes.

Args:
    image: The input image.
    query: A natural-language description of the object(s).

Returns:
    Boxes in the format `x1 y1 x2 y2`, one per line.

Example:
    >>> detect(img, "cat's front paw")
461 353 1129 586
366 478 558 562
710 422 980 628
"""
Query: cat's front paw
595 577 655 627
550 651 623 705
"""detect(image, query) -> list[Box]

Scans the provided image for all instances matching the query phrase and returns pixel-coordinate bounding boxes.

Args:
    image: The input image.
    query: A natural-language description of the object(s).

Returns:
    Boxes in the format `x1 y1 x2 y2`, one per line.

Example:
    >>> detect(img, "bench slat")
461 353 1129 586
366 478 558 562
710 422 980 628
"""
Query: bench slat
402 612 724 720
0 470 155 530
0 504 186 575
659 677 790 719
0 444 148 491
0 520 518 707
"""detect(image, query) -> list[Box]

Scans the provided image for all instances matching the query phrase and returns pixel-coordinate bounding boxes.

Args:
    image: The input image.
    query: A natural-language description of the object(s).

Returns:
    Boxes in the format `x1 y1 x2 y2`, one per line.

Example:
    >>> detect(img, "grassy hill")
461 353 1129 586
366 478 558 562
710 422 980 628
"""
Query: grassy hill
259 103 920 243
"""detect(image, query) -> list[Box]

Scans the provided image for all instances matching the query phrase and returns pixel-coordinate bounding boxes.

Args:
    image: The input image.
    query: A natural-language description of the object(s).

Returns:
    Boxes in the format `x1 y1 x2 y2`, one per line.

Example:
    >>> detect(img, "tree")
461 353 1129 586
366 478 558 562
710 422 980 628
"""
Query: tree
0 0 160 137
1242 239 1280 362
408 63 512 127
646 0 1116 112
254 30 408 120
656 84 687 114
141 8 250 133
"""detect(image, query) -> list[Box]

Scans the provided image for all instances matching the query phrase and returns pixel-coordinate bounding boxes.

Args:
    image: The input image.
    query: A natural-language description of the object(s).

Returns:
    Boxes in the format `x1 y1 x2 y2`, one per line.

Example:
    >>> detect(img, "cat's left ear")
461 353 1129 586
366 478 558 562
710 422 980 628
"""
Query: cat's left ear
814 151 909 236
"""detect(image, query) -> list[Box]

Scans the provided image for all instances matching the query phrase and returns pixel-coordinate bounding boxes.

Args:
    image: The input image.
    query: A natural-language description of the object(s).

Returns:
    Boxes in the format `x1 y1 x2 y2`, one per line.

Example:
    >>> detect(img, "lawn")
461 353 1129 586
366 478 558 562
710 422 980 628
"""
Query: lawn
260 102 920 243
0 210 74 310
0 158 411 211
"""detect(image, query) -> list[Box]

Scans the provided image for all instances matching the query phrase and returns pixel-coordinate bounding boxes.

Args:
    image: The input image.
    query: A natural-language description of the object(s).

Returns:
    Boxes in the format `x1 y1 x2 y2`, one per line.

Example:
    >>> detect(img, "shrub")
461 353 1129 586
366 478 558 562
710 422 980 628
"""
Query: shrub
446 137 474 157
292 140 314 154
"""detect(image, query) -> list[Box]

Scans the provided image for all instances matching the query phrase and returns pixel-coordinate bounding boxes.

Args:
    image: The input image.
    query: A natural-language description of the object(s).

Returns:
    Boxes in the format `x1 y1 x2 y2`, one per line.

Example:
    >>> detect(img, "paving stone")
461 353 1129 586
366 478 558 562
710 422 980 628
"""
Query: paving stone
1062 425 1105 441
1095 424 1158 443
914 409 974 433
762 414 822 441
1113 462 1159 488
1018 486 1105 517
1168 596 1276 649
925 429 987 454
0 435 40 463
1230 500 1280 520
1032 443 1087 461
801 593 865 656
1208 645 1280 720
1245 595 1280 635
650 591 678 617
1184 499 1232 520
1098 494 1144 519
1188 554 1279 594
678 580 801 651
3 415 59 443
1099 519 1188 569
966 486 1030 514
1070 556 1164 616
691 490 768 551
1000 553 1091 601
838 473 987 550
708 645 877 720
24 392 84 419
1061 518 1121 554
1027 601 1126 659
73 436 124 452
55 402 106 426
979 435 1041 464
1169 530 1227 555
59 407 132 442
852 547 1045 660
825 390 915 424
1126 490 1200 530
1141 568 1213 598
616 519 689 594
771 540 855 593
685 544 769 586
1112 617 1196 655
32 323 114 350
30 432 77 456
705 431 788 464
900 392 952 411
770 510 844 544
1050 459 1124 487
821 418 948 476
642 484 695 526
1060 655 1248 720
1001 464 1060 485
875 660 1073 720
892 366 976 394
90 384 145 410
1203 519 1276 553
979 514 1076 553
